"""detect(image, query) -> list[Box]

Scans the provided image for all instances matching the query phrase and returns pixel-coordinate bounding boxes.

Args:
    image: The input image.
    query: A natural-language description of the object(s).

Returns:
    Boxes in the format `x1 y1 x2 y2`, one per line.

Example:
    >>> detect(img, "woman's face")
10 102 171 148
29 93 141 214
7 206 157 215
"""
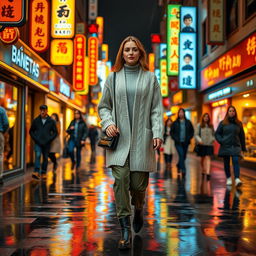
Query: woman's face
123 40 140 66
228 107 236 118
179 110 185 119
203 114 209 123
167 119 172 126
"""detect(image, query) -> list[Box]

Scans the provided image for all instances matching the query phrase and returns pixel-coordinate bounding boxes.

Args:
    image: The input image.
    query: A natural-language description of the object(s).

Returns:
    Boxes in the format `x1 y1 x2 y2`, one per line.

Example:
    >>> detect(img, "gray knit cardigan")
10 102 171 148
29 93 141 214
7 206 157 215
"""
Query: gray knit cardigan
98 67 164 172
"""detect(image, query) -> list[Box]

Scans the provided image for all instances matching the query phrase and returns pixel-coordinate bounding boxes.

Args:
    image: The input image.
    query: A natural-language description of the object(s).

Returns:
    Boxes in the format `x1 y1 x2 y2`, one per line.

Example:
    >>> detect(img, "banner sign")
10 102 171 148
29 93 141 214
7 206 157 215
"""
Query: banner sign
73 34 86 91
30 0 50 52
160 59 168 97
101 43 108 62
167 4 180 76
179 6 197 89
88 37 98 85
0 0 26 27
201 32 256 90
50 39 73 65
96 16 104 45
207 0 224 44
51 0 75 38
0 27 20 44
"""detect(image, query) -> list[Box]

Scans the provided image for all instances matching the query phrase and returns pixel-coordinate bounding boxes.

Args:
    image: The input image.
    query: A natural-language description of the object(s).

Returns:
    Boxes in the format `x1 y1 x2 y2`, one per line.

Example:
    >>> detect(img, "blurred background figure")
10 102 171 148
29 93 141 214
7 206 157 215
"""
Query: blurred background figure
88 124 99 164
49 113 61 171
171 108 194 178
215 106 246 187
163 118 175 178
66 110 88 170
195 113 215 180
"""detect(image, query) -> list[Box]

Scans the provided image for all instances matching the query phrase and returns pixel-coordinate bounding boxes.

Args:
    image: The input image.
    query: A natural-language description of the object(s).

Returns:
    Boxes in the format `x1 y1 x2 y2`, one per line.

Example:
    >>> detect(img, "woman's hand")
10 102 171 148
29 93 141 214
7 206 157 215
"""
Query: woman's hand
106 125 119 137
153 138 162 150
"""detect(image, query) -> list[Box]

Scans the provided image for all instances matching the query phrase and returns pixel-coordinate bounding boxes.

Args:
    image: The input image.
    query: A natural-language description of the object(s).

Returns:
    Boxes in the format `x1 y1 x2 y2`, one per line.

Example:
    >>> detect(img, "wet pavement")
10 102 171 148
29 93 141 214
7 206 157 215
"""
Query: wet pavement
0 147 256 256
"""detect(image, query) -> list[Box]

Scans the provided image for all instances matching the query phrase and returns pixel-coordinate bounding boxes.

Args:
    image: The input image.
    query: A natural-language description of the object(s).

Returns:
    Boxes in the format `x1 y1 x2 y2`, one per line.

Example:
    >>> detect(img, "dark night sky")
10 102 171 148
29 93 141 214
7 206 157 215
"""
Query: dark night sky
98 0 162 64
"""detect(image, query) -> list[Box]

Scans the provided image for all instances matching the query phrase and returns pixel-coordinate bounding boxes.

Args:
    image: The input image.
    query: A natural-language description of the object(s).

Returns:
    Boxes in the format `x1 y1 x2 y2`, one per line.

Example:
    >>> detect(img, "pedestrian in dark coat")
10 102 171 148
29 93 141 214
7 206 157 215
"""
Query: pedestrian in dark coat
215 105 246 187
88 124 98 163
29 105 57 180
66 110 88 169
170 108 194 177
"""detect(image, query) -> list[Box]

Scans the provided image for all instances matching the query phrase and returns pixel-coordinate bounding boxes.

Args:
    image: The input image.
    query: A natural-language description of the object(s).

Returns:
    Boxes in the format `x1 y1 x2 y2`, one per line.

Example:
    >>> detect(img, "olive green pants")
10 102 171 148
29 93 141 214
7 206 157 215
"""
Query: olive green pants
112 159 149 218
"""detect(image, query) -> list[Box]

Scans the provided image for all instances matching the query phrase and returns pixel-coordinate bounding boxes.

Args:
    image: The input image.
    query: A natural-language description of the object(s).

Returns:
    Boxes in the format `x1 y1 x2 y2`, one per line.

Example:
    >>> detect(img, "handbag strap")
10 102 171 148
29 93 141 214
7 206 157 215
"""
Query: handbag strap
113 72 117 124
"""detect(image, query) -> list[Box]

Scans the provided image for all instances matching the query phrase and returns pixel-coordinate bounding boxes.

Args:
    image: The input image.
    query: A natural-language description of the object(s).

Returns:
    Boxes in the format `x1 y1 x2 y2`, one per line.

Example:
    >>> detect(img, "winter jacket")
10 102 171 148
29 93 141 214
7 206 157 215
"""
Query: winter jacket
29 115 57 146
215 120 246 156
195 124 215 146
170 119 194 145
66 119 88 147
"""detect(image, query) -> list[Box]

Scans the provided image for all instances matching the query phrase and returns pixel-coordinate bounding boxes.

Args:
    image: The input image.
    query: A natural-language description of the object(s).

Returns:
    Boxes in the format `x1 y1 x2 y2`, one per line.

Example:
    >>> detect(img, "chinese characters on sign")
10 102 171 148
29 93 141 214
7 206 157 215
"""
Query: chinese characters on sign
160 59 168 97
167 5 180 76
179 7 197 89
73 34 86 92
51 0 75 38
207 0 224 44
50 39 73 65
0 27 19 44
30 0 50 52
88 37 98 85
201 32 256 90
0 0 26 26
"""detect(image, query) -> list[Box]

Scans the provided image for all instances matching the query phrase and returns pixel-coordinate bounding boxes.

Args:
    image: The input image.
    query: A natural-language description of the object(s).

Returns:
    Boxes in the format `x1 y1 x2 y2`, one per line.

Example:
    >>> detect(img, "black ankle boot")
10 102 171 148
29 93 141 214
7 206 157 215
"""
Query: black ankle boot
133 209 143 233
118 216 131 250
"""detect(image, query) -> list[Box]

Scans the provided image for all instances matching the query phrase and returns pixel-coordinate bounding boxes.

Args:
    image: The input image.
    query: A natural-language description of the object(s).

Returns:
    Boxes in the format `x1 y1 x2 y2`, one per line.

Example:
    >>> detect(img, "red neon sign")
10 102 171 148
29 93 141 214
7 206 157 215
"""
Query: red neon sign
88 37 98 86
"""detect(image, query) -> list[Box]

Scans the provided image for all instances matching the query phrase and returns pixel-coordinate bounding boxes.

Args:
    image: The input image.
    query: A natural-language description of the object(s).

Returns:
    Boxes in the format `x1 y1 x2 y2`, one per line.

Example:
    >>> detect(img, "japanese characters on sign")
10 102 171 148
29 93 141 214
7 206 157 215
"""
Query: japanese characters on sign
0 0 26 27
167 4 181 76
51 0 75 38
0 27 19 44
179 7 197 89
50 39 73 65
88 37 98 86
207 0 224 44
73 34 86 92
30 0 50 53
148 53 155 72
201 32 256 90
160 59 168 97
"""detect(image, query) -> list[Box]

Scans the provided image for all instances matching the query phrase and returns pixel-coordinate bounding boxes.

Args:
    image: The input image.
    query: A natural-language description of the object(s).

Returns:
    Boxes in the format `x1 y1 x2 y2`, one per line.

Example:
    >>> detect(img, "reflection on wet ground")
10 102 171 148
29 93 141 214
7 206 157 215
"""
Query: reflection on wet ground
0 148 256 256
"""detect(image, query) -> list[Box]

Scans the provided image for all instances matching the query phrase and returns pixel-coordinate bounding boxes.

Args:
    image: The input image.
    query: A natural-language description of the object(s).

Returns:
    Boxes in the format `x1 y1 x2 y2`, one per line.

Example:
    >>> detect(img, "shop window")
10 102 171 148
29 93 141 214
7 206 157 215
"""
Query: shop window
245 0 256 20
226 0 239 35
0 81 22 171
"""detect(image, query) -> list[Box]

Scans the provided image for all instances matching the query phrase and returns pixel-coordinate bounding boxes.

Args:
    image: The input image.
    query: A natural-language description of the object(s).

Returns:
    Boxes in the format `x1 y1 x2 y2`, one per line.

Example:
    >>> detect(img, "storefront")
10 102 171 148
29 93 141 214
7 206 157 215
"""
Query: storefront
201 32 256 164
0 39 85 179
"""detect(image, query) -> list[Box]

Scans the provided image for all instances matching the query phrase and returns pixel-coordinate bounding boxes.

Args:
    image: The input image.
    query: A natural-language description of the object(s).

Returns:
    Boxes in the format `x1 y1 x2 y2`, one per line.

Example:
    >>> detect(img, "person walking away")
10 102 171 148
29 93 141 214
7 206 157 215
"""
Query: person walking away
29 105 57 180
98 36 163 250
88 124 98 163
66 110 88 169
195 113 215 180
215 105 246 187
49 113 61 171
0 106 9 185
163 118 175 178
170 108 194 178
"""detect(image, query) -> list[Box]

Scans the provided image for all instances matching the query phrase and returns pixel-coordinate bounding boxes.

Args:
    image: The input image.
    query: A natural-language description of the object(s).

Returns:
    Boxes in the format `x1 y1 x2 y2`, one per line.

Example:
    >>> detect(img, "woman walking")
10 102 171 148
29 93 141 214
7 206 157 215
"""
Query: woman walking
98 36 163 250
49 113 61 170
215 105 246 186
163 118 175 178
170 108 194 177
66 110 88 169
195 113 215 180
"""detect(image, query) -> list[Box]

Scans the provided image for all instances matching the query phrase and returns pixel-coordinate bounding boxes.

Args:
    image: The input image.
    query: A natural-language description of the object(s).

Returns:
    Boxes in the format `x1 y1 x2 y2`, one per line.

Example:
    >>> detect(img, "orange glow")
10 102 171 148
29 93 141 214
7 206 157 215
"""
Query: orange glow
173 91 182 105
96 17 104 45
51 0 75 38
0 0 24 23
211 99 228 107
148 53 155 72
50 39 73 65
88 37 98 86
73 34 86 91
30 0 50 52
0 27 19 44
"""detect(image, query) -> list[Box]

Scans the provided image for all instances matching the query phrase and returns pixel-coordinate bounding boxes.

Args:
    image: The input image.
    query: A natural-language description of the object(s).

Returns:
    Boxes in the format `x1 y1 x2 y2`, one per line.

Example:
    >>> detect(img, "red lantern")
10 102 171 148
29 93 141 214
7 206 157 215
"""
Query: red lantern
162 97 170 108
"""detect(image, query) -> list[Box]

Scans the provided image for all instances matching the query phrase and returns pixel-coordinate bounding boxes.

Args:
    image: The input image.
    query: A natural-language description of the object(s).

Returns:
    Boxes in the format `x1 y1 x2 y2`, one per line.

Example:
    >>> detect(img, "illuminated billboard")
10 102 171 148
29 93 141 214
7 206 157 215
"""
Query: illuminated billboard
160 59 168 97
50 39 73 65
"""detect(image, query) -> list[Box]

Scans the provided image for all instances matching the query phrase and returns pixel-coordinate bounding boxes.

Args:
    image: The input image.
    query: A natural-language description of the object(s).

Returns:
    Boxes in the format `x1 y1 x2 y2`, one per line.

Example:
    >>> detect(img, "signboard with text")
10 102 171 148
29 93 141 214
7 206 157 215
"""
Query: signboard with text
160 59 168 97
30 0 50 52
207 0 224 44
0 0 26 27
88 37 98 85
167 4 180 76
73 34 86 91
148 53 155 72
0 27 20 44
201 32 256 90
51 0 75 38
50 39 73 65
